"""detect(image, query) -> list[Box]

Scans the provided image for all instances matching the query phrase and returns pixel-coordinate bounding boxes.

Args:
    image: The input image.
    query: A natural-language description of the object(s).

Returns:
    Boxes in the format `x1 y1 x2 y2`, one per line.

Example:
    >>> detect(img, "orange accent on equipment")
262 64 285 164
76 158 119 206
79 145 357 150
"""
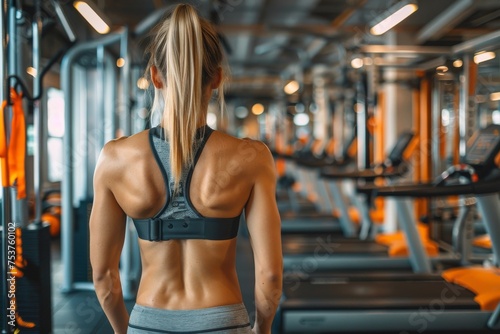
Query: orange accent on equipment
402 135 419 163
42 212 61 237
413 81 424 219
473 234 492 249
416 76 431 220
388 239 439 257
0 101 10 187
325 137 336 156
332 207 383 226
495 151 500 167
13 228 26 278
347 138 357 159
0 89 27 199
16 313 36 329
376 223 439 257
442 267 500 311
276 159 286 176
376 223 430 245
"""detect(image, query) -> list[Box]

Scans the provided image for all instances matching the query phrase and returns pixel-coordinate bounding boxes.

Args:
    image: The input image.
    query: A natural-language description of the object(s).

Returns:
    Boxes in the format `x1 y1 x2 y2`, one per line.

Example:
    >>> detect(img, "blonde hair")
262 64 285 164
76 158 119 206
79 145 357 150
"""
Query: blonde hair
146 4 225 191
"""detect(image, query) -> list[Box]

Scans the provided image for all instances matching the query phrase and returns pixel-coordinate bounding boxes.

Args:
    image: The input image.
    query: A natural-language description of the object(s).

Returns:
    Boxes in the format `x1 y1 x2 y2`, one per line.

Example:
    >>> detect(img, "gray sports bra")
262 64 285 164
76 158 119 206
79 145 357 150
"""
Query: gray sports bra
132 125 241 241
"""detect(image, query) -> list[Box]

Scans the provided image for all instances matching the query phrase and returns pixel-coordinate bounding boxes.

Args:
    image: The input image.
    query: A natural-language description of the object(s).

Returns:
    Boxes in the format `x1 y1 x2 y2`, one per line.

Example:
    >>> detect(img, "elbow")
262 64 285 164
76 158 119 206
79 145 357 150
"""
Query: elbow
258 267 283 284
92 268 121 294
92 268 110 284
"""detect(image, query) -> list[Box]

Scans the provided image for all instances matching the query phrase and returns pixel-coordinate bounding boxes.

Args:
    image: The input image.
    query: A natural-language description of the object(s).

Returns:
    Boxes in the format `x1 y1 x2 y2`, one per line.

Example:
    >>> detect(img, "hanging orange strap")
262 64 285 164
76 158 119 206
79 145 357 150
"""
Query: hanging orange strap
0 100 9 187
0 89 26 199
9 89 26 199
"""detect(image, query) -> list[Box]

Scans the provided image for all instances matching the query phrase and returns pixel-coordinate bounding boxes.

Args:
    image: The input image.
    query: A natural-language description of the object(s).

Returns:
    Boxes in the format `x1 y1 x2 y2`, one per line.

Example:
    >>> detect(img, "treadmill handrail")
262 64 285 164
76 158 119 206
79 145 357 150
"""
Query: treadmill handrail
320 164 408 180
356 176 500 198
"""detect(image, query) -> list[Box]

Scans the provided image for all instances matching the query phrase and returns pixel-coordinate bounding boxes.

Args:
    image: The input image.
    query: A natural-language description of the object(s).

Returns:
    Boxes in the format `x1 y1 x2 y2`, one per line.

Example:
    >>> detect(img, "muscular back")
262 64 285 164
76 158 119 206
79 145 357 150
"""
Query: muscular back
92 128 271 310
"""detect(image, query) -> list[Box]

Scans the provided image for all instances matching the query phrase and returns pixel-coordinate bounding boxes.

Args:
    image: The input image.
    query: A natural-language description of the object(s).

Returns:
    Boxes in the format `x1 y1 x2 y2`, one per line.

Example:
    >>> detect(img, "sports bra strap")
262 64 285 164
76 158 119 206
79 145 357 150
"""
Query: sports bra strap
133 215 241 242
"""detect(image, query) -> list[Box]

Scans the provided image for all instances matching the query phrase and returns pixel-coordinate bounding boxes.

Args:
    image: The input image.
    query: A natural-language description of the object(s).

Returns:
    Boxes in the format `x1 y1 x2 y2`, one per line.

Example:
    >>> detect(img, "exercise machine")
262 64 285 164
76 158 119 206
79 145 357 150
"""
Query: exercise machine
279 124 500 333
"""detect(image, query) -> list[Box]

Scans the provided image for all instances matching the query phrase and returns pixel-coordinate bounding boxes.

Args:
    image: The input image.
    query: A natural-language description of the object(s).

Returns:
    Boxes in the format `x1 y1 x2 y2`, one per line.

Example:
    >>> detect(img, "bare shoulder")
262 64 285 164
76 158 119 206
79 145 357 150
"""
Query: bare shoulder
94 130 149 183
213 131 272 163
211 131 275 182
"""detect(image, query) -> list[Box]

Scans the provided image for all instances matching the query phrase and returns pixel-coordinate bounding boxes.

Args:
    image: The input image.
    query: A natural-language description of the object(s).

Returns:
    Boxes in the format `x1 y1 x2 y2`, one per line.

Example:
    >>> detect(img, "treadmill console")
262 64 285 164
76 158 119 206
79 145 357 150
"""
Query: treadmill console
464 124 500 175
386 132 414 166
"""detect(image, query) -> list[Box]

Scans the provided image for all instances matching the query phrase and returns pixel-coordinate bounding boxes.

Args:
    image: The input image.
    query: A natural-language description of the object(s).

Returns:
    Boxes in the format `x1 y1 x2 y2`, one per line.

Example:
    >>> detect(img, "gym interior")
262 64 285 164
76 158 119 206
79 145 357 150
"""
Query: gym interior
2 0 500 333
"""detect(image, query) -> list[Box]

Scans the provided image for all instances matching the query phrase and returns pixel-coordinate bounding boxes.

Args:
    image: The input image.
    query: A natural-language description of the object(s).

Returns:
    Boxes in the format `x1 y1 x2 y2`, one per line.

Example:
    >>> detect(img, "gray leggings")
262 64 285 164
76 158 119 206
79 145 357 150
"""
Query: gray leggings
127 303 252 333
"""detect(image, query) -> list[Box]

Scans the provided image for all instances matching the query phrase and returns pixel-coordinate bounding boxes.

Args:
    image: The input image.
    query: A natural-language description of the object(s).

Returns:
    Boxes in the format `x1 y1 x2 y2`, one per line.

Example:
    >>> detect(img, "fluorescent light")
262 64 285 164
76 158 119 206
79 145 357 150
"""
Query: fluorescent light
235 106 248 119
207 112 217 127
436 65 448 75
351 57 364 69
252 103 264 115
26 67 37 77
295 103 305 113
293 113 309 126
116 58 125 68
137 77 149 90
370 1 418 36
74 1 110 34
474 51 496 64
493 110 500 124
490 92 500 101
453 59 463 68
284 80 299 95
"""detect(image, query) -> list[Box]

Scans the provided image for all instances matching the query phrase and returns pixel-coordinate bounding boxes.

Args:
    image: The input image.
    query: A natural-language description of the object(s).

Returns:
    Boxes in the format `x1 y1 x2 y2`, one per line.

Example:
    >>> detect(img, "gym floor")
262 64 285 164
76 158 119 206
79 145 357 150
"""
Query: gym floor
50 224 256 334
49 220 498 334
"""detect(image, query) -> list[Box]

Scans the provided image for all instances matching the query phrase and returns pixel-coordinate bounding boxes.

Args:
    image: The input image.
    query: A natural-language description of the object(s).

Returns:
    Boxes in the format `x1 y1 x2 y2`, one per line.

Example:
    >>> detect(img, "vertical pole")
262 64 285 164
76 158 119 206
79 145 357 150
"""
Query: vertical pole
61 53 73 293
420 76 432 181
333 95 344 159
396 198 432 273
383 32 398 233
356 71 369 170
8 0 28 228
118 27 134 299
429 76 441 240
412 79 424 218
120 27 130 136
1 1 10 331
328 182 356 237
475 194 500 267
33 0 43 224
453 81 460 165
431 78 441 178
458 55 477 158
61 31 124 293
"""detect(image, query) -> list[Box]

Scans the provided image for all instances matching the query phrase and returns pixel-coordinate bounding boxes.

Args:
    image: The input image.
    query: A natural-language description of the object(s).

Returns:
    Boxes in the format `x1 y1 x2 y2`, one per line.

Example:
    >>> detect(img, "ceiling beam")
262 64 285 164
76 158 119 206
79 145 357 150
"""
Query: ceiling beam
360 45 451 55
417 0 476 43
452 29 500 54
470 8 500 26
218 23 343 37
331 0 367 28
233 0 266 62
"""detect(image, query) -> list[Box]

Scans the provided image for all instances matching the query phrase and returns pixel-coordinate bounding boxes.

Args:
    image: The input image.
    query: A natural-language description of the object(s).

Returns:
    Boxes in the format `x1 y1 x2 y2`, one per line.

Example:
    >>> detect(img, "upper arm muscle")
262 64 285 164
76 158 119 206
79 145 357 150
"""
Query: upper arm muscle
89 143 127 278
245 143 282 273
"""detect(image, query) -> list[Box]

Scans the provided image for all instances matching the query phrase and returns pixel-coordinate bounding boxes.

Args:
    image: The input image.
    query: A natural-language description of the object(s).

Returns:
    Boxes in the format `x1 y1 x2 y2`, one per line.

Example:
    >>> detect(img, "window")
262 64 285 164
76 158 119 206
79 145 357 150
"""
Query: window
46 88 65 182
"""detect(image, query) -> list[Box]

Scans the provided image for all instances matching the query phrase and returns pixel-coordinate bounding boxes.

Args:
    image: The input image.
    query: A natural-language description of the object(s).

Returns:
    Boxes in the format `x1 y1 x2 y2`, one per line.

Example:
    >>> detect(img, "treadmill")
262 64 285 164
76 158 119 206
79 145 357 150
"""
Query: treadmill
278 124 500 333
282 132 430 272
277 136 358 237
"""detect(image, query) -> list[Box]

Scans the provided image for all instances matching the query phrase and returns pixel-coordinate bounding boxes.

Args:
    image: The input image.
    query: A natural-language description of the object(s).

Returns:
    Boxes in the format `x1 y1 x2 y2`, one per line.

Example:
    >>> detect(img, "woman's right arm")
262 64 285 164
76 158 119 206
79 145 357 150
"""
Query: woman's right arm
245 142 283 334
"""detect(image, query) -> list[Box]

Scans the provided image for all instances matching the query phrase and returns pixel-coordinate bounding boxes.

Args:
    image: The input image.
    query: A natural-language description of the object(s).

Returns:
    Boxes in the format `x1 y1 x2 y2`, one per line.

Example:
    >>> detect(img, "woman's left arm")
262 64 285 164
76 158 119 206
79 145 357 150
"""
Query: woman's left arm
89 142 129 334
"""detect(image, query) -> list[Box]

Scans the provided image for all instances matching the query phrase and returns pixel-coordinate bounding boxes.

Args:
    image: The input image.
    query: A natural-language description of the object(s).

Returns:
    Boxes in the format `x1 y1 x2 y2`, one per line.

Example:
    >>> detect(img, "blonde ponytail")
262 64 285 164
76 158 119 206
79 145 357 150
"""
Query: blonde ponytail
146 4 225 192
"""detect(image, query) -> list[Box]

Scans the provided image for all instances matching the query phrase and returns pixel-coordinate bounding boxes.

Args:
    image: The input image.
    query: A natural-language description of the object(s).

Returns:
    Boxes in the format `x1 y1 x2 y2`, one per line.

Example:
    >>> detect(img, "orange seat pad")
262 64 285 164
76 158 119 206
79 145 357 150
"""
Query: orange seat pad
376 223 430 246
388 239 439 257
473 234 492 249
442 267 500 311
